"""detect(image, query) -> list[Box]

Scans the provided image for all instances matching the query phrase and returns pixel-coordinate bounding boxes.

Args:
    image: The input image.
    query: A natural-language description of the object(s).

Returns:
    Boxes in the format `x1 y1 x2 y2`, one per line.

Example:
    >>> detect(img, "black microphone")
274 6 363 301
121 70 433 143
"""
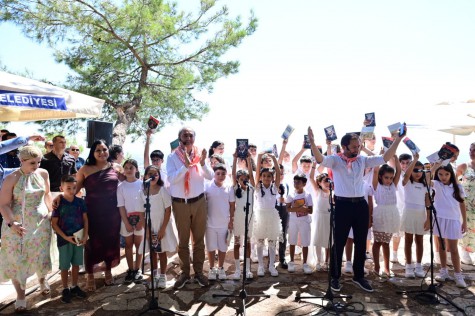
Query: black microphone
414 169 430 173
144 175 156 184
278 183 285 196
242 179 254 189
325 178 333 184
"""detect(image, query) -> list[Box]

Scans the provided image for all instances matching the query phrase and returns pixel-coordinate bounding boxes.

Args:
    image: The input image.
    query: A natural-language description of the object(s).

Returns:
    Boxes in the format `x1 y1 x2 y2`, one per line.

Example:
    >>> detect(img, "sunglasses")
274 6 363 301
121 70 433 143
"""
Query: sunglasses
70 149 80 152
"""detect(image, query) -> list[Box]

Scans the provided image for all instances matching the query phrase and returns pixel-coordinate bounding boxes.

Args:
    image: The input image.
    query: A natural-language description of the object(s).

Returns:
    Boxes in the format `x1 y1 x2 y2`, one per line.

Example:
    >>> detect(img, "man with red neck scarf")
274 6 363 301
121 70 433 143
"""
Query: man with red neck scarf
167 127 213 289
308 126 405 293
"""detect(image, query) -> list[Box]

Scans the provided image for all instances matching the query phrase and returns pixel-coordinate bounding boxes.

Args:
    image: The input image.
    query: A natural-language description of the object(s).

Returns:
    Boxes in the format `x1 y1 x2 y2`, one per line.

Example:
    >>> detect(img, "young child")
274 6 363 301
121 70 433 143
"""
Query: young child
231 152 255 280
286 173 313 274
117 159 144 283
137 165 177 288
432 164 467 288
253 153 282 277
401 153 427 278
205 163 236 281
311 170 331 271
51 175 88 303
369 160 401 278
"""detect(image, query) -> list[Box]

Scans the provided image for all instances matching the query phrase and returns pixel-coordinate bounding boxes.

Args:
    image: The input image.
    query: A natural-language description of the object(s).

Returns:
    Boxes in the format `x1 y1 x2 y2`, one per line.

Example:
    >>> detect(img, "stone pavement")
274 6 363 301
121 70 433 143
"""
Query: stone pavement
1 236 475 315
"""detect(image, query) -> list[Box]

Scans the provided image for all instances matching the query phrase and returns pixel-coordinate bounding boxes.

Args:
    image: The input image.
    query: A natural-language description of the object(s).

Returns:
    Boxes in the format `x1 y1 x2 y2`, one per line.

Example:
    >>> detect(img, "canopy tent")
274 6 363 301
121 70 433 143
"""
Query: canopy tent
0 71 104 122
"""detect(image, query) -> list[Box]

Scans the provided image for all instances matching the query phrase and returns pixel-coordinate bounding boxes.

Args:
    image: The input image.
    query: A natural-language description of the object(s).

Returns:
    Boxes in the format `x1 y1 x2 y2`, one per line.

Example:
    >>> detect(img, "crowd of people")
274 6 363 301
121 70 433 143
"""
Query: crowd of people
0 125 474 312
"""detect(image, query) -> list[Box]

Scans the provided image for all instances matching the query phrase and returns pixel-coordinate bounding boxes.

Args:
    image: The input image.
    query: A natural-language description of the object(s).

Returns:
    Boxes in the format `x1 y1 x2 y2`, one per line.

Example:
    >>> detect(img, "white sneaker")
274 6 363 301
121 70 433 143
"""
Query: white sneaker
435 268 453 282
461 250 473 265
303 263 313 275
208 267 217 280
232 270 241 280
245 271 253 279
414 265 425 278
257 265 265 277
454 273 467 288
405 264 415 278
434 252 441 264
390 252 399 263
217 267 227 280
157 274 166 289
251 250 258 263
343 261 353 275
295 246 302 255
269 266 279 277
288 261 295 273
315 263 322 272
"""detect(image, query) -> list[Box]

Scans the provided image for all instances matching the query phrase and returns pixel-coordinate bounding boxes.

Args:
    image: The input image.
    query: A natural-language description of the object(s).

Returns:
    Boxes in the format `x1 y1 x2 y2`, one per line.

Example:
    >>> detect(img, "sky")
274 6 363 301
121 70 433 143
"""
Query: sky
1 0 475 165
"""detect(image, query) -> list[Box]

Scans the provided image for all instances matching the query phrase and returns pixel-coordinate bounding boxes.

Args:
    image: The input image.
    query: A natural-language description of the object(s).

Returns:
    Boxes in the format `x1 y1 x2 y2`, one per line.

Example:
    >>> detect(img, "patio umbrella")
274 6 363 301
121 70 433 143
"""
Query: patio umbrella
0 71 104 122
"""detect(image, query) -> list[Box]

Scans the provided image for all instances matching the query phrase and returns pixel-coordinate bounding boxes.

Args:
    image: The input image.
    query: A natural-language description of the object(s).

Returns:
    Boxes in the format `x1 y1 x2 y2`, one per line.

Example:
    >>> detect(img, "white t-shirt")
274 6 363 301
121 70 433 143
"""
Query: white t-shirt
286 190 313 223
433 180 466 221
117 179 142 213
205 181 236 229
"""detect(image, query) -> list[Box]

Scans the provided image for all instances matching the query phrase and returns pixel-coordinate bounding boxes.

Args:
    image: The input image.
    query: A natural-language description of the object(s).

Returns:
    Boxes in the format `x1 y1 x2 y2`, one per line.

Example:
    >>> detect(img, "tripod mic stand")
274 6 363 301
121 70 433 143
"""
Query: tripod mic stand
213 183 270 316
139 178 186 316
397 173 465 314
296 180 352 314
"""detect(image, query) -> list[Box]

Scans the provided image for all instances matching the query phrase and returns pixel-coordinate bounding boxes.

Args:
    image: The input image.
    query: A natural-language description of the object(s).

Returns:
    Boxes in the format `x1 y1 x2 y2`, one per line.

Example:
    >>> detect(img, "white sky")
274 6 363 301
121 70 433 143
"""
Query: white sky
1 0 475 164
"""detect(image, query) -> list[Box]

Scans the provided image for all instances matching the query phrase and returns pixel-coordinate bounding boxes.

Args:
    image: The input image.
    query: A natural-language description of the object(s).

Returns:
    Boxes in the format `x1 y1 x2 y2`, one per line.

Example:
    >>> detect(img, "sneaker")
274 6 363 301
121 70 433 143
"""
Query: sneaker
435 269 453 282
245 271 254 279
232 270 241 280
352 278 374 293
303 263 313 275
454 273 467 288
434 252 441 264
124 269 134 284
405 264 415 278
173 274 191 289
280 260 288 269
315 263 322 272
157 274 167 289
343 261 353 275
414 265 425 278
251 250 258 263
330 278 342 292
61 288 72 304
194 273 209 287
461 250 473 265
288 261 296 273
269 266 279 277
208 267 217 281
390 252 399 263
217 267 227 280
133 270 143 283
365 252 373 262
70 285 87 298
257 265 265 277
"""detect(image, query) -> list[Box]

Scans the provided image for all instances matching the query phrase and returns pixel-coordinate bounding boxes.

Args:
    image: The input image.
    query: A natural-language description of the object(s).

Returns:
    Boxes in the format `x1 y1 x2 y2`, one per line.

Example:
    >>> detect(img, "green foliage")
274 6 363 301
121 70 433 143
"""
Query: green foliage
0 0 257 142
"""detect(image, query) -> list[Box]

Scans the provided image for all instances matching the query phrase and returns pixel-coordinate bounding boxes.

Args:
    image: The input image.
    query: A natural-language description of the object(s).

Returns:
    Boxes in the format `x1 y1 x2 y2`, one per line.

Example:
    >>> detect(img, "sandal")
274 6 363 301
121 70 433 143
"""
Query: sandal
39 280 51 295
14 299 27 313
104 270 114 286
87 274 96 292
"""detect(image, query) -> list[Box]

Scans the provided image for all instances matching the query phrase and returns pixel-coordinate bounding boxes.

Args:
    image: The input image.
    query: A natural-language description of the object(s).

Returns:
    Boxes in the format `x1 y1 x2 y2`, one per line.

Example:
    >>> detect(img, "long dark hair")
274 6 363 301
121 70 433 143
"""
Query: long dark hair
409 161 425 183
208 140 224 157
378 164 395 185
259 168 276 197
434 164 464 203
143 165 164 188
85 139 112 165
235 170 249 199
123 159 140 179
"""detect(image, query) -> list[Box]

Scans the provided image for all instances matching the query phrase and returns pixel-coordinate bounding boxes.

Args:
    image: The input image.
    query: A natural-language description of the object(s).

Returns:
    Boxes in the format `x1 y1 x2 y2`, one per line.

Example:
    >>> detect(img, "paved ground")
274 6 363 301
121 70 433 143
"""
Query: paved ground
1 236 475 315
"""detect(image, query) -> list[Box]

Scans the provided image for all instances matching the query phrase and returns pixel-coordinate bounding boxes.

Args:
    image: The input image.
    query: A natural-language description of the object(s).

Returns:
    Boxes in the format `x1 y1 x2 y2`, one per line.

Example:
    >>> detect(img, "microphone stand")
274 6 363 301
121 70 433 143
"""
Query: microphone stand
397 173 465 314
296 180 352 314
139 178 186 316
213 183 270 316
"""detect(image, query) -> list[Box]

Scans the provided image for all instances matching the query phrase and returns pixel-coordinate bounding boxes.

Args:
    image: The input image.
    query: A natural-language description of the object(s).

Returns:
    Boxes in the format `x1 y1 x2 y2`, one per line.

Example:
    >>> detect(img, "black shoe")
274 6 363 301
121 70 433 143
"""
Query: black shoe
352 278 374 293
330 278 342 292
70 285 87 298
280 260 288 269
124 269 134 284
61 288 72 303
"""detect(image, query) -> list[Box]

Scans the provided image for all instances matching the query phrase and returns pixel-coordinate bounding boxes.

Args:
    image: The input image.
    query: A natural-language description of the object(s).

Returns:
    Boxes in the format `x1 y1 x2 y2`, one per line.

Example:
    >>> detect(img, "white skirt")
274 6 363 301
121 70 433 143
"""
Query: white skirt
233 206 254 238
434 217 463 240
401 206 427 235
313 211 331 248
372 204 401 234
253 207 282 241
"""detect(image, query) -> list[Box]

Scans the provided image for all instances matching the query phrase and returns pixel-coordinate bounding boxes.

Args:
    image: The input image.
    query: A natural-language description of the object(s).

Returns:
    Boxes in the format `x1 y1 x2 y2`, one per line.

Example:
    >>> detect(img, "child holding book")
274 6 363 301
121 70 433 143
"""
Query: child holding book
51 175 89 303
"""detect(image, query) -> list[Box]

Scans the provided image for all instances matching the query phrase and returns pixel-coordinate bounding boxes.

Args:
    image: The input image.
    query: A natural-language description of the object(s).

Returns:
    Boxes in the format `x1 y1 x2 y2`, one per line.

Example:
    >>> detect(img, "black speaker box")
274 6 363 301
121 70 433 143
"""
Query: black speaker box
87 120 113 148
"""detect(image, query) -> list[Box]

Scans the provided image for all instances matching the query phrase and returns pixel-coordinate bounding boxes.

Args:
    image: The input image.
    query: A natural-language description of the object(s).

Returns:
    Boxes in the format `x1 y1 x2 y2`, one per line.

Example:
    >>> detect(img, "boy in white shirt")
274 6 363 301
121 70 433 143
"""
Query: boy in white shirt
205 164 236 280
286 173 313 274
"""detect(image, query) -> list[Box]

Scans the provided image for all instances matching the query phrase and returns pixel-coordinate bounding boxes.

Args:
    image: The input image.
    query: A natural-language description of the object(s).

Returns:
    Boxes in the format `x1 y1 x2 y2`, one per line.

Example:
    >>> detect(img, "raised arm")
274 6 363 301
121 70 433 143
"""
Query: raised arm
143 129 153 169
292 146 305 174
271 154 281 188
393 155 402 186
383 125 406 162
232 150 238 186
372 165 380 190
308 126 324 164
309 161 318 193
402 153 418 186
278 138 288 165
247 155 256 187
255 153 263 184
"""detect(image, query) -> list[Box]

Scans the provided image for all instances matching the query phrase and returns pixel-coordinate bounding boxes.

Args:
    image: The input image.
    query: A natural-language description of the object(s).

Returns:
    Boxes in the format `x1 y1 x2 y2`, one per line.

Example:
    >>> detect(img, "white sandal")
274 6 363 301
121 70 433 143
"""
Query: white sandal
39 280 51 295
14 299 27 313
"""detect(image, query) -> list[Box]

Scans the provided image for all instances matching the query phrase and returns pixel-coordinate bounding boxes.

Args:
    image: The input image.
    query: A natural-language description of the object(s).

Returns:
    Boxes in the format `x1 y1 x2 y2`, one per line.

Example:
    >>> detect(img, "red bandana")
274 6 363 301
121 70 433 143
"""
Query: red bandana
338 153 358 173
175 144 201 196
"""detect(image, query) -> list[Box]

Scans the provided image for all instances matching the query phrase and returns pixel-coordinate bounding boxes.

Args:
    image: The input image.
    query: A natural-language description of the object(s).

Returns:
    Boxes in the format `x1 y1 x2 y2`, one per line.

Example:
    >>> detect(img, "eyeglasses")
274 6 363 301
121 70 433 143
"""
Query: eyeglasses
47 144 54 148
70 149 80 152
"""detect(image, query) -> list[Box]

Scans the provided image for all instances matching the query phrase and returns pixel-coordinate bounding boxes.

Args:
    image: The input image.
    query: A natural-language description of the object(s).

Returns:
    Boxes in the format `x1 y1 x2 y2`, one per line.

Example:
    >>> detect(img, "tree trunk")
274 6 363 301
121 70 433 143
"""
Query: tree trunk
112 104 137 145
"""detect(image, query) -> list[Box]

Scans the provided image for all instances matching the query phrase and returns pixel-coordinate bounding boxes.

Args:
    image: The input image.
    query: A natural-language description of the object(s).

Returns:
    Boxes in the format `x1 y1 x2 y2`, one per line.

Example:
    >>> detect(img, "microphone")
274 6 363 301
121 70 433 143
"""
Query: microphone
242 179 254 189
414 169 430 173
325 178 333 184
278 183 285 196
144 175 156 184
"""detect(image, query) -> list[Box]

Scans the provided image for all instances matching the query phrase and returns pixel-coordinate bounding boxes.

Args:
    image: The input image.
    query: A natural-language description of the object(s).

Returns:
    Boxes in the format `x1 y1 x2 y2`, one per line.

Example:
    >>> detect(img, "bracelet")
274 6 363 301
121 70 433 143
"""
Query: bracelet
311 167 316 169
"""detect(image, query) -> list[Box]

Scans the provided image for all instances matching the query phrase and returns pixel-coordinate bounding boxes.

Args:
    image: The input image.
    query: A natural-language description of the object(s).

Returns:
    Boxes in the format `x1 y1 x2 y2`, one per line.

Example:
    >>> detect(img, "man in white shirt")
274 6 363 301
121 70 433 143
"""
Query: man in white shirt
166 127 213 289
308 126 405 293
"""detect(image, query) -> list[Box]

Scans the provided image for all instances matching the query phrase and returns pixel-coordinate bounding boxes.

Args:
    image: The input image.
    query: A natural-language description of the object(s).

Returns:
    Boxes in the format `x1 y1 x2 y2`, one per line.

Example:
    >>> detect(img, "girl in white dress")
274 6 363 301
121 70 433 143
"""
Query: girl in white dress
253 153 282 277
231 152 255 280
137 165 178 289
369 159 401 278
431 164 467 288
400 153 427 278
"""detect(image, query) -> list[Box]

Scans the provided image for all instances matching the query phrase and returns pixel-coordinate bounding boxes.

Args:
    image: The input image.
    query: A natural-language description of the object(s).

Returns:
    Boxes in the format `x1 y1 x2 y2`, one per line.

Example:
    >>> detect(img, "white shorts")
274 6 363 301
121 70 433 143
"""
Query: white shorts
206 227 228 252
288 220 311 247
120 221 145 237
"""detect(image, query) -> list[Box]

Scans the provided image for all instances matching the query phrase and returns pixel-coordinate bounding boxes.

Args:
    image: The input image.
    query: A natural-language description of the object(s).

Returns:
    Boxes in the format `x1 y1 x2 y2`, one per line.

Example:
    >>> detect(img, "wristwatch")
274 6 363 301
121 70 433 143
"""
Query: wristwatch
7 221 13 228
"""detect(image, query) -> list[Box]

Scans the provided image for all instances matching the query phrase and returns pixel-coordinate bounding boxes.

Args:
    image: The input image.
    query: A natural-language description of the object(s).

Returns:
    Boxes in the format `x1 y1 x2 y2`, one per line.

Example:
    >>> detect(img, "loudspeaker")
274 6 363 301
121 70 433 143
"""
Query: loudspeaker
87 120 113 148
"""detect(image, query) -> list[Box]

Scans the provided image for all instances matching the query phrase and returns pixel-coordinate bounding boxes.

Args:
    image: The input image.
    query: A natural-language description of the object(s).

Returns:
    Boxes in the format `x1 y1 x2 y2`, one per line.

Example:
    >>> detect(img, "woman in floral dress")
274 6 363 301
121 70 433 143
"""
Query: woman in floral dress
457 142 475 265
0 146 52 313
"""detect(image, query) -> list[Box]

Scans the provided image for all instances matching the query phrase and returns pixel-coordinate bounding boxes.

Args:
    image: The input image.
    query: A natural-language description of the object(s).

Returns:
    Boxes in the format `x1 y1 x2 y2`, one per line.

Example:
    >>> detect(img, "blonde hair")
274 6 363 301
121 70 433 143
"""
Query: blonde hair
19 145 43 161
